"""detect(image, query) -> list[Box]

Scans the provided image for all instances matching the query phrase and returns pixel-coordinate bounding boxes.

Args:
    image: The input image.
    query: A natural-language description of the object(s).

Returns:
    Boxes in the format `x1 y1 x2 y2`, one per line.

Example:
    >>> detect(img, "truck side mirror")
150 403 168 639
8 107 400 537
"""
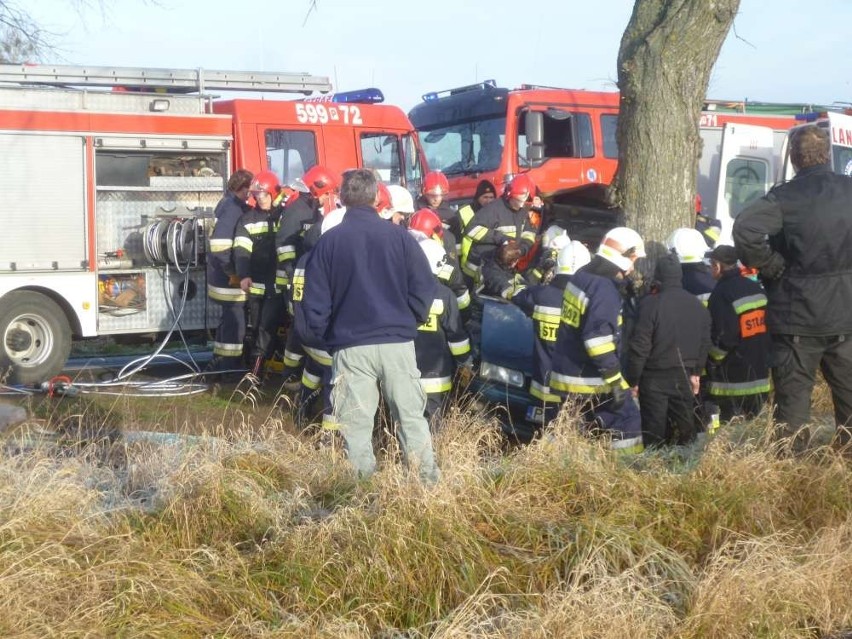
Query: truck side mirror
524 111 545 165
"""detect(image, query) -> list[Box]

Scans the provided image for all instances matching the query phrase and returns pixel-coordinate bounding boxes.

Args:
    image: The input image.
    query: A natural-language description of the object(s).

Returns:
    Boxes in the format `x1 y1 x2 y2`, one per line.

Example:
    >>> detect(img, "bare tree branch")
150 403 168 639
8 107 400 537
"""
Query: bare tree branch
302 0 318 27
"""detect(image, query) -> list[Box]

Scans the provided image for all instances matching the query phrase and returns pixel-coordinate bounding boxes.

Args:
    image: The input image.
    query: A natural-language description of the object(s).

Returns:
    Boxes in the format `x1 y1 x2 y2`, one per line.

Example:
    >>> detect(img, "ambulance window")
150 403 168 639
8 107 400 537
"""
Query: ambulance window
264 130 317 185
360 133 401 184
601 115 619 158
832 145 852 177
724 158 768 218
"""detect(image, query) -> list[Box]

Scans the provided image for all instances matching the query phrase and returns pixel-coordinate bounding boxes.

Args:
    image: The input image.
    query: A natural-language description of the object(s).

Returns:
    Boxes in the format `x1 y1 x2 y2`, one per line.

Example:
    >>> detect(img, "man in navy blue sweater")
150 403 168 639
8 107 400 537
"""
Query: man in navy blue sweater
300 169 440 484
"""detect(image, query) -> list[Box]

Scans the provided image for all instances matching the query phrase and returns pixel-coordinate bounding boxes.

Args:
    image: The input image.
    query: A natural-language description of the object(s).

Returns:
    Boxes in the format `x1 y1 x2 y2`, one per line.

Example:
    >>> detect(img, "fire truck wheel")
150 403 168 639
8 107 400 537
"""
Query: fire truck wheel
0 291 72 385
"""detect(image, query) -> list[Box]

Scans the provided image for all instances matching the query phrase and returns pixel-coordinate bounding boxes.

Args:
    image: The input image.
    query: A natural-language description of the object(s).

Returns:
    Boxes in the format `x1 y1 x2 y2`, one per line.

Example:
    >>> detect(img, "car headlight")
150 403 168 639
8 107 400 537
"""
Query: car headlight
479 362 525 388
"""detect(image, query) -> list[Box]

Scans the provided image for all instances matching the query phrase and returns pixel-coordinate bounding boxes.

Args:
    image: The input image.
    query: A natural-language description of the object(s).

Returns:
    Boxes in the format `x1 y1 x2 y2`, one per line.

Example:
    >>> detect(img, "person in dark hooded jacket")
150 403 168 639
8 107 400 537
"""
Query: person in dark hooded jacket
626 254 712 447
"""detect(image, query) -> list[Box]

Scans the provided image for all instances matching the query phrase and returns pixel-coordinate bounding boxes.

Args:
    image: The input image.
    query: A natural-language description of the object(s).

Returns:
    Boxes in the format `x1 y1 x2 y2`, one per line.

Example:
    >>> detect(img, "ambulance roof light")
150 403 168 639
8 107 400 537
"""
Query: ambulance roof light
303 88 384 104
795 112 820 122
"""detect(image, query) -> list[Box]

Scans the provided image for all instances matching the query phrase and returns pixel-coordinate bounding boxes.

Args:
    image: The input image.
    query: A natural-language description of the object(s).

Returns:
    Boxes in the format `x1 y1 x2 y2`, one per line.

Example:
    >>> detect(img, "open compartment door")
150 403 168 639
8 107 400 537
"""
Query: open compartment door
714 123 775 245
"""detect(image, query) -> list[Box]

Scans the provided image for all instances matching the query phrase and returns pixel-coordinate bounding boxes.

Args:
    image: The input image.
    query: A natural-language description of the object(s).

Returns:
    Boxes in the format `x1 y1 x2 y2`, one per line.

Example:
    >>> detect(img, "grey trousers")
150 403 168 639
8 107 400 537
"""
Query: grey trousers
331 342 440 484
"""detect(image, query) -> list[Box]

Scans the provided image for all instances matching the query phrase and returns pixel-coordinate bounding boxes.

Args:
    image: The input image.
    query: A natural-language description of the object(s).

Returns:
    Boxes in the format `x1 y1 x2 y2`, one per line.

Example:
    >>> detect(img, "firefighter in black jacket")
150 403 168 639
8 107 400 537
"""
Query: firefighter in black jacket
625 254 711 447
289 217 341 433
462 174 537 281
513 240 591 426
550 227 646 453
206 169 253 374
234 170 284 378
275 165 338 292
413 237 472 431
734 125 852 448
705 245 771 421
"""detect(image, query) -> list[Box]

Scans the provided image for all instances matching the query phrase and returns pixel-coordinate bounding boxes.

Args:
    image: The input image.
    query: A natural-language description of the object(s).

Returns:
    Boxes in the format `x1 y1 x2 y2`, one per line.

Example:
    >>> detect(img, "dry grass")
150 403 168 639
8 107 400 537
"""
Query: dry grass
0 388 850 638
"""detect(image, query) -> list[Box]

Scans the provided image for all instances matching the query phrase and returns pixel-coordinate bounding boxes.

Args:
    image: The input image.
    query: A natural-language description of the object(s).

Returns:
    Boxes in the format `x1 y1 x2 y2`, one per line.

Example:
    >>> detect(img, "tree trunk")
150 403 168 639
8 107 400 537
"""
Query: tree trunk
613 0 740 266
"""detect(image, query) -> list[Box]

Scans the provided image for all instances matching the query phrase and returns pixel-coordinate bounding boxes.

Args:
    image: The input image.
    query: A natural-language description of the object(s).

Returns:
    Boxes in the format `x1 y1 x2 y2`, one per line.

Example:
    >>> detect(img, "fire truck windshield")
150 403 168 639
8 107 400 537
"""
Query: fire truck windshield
420 117 506 175
419 116 506 176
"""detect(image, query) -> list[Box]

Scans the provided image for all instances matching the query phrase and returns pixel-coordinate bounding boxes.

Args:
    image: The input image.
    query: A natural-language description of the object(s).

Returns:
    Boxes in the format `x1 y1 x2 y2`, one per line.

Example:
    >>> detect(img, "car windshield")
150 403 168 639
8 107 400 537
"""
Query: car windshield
419 116 506 175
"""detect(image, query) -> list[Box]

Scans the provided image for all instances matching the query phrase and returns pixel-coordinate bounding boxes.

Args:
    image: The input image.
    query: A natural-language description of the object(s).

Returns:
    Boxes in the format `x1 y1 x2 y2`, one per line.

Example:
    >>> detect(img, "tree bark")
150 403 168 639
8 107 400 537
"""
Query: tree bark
613 0 740 264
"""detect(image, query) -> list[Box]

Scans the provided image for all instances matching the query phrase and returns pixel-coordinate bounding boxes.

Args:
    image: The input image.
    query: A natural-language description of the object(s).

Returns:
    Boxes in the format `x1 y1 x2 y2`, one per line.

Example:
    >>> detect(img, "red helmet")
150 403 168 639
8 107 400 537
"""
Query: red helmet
249 170 281 198
506 174 536 201
375 182 392 215
302 165 339 198
409 208 443 238
422 170 449 196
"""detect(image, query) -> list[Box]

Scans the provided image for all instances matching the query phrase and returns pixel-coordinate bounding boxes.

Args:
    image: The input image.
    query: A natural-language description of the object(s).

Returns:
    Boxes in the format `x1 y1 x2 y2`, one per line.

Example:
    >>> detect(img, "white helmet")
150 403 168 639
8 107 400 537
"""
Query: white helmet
417 238 447 277
597 227 646 273
542 225 569 250
387 185 415 215
557 240 591 275
666 227 707 264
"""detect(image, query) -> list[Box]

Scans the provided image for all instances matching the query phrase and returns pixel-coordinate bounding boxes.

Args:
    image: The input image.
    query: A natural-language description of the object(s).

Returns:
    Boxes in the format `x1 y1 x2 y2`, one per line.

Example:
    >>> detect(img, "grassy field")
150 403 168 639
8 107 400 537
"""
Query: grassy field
0 382 851 638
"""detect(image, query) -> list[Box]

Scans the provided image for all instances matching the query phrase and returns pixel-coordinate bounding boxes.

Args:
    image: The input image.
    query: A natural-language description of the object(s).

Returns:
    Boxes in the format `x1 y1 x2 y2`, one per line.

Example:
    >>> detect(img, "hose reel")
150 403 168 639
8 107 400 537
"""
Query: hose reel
143 217 200 269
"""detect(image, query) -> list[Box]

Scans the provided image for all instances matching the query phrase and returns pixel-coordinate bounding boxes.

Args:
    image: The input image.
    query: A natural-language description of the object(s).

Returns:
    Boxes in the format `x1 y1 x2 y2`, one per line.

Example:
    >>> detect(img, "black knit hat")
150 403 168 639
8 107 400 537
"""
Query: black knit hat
707 244 739 266
474 179 497 200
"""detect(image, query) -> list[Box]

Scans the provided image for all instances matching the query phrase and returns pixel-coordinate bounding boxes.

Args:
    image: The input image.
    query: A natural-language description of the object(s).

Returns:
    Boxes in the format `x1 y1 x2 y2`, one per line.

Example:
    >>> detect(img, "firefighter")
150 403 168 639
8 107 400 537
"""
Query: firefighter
416 170 460 258
694 194 721 249
549 227 646 453
457 179 497 236
234 170 284 378
288 212 345 434
275 165 339 293
479 241 529 300
526 225 571 285
667 226 718 433
666 227 716 306
513 240 591 426
462 174 538 282
704 244 771 422
387 184 416 224
206 169 253 375
409 208 471 315
625 254 711 447
414 237 473 431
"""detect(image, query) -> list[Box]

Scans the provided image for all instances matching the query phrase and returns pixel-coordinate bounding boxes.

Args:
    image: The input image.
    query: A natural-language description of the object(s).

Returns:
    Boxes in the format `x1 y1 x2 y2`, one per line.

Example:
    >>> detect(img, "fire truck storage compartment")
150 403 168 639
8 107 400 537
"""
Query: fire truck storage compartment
0 133 87 271
93 143 226 334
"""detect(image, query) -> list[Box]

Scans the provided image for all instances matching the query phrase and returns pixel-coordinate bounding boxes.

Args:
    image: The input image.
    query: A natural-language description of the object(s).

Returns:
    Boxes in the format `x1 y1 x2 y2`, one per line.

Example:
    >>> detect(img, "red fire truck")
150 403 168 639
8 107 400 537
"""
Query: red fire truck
409 81 843 242
0 64 426 383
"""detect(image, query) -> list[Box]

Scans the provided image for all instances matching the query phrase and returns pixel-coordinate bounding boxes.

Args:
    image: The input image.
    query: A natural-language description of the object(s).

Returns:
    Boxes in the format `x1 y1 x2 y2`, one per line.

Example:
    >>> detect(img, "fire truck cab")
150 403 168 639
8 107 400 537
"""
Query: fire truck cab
409 80 620 205
0 64 425 384
214 92 425 192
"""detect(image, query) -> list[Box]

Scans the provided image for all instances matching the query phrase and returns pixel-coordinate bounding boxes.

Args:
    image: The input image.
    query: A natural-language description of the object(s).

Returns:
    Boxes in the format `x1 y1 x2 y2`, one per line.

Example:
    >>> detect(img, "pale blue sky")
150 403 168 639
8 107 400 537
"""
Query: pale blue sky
29 0 852 110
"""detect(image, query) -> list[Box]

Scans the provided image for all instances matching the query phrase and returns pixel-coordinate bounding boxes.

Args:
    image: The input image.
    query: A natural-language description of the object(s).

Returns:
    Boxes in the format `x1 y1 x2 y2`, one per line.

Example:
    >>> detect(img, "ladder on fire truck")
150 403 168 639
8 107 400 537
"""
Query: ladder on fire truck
0 64 332 95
